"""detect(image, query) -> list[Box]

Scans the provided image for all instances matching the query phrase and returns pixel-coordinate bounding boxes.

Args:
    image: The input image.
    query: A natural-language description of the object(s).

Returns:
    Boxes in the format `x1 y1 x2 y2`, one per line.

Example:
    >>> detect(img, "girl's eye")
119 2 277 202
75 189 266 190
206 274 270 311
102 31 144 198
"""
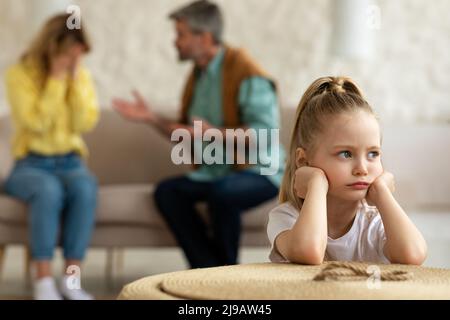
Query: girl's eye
368 151 380 159
338 151 352 159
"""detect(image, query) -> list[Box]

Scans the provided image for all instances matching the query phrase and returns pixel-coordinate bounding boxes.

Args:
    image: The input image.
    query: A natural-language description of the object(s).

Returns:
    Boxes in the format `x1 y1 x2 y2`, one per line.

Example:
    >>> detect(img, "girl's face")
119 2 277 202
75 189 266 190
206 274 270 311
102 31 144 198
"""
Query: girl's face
306 110 383 201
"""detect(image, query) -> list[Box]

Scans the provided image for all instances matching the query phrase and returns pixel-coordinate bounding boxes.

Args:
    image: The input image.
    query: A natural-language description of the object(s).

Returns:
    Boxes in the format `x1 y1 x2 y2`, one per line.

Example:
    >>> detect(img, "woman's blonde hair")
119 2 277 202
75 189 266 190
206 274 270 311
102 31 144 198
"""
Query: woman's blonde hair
21 13 91 79
279 76 376 209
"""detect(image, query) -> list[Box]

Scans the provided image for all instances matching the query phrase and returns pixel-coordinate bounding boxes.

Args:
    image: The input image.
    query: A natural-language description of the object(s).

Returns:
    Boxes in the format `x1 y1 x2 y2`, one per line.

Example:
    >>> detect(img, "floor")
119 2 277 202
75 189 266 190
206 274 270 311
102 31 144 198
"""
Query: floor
0 246 271 300
1 212 449 300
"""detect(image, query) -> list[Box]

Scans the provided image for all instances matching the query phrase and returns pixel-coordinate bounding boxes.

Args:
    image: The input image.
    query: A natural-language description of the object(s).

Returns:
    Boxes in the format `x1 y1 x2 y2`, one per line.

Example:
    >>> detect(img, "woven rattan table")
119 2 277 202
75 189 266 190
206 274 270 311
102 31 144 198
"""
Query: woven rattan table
117 262 450 300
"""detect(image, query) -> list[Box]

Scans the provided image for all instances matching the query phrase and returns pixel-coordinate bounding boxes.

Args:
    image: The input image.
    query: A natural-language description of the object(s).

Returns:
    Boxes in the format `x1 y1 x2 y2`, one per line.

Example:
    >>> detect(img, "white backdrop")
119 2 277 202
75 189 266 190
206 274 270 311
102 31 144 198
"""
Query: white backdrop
0 0 449 124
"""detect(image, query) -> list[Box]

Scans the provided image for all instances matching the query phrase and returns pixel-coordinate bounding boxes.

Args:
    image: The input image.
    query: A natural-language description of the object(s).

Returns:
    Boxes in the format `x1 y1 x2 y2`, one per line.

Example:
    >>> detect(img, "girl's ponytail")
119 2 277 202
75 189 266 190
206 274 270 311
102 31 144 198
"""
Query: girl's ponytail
279 78 329 207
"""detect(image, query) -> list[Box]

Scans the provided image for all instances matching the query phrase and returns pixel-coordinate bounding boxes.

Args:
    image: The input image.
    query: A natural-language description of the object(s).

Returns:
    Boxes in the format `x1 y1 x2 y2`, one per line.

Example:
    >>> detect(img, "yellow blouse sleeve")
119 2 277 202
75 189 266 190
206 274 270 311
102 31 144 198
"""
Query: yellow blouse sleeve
5 65 67 134
67 67 100 133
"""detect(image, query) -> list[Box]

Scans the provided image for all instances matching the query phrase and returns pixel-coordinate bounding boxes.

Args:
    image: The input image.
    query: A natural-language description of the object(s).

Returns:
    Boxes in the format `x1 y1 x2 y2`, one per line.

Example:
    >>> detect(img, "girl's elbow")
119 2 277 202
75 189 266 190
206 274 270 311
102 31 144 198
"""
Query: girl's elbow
288 246 325 265
391 246 427 265
301 253 324 265
402 252 426 265
406 247 427 265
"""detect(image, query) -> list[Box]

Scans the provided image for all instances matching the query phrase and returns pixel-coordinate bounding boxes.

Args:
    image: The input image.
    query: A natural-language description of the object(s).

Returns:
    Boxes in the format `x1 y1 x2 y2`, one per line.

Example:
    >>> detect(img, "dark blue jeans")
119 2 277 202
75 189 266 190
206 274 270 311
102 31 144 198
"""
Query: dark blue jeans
154 170 278 268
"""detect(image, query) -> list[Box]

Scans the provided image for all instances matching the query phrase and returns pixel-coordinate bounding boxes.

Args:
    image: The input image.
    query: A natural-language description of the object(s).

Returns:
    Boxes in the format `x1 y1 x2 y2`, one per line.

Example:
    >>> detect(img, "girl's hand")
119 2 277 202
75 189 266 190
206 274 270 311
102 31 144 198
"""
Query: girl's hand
294 166 329 199
366 171 396 206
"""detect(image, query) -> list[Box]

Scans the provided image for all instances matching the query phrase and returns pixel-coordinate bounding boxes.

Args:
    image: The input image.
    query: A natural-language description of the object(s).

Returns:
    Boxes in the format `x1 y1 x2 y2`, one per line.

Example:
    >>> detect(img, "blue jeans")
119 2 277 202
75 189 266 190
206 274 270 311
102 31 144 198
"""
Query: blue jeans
154 171 278 268
4 152 97 260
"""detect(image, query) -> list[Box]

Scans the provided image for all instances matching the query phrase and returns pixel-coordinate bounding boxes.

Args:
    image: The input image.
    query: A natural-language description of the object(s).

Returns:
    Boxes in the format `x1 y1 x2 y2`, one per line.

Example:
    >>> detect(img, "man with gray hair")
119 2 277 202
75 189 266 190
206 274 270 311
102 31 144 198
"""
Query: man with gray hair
113 0 285 268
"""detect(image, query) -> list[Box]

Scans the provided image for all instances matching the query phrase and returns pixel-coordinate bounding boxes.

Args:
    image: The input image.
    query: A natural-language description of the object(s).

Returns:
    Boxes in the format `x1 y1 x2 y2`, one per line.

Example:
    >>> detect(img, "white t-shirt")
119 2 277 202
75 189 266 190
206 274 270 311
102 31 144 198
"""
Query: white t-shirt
267 200 390 264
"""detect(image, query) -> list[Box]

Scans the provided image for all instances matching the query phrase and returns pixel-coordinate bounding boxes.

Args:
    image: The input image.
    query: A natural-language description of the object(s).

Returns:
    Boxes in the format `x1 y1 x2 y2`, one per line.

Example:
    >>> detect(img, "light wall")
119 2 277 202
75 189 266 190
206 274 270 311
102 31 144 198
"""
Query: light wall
0 0 449 124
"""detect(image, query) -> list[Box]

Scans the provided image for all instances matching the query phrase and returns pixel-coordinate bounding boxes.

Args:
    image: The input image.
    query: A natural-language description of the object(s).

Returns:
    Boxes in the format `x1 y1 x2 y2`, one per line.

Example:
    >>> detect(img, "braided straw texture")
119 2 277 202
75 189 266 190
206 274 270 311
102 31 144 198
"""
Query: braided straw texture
118 262 450 300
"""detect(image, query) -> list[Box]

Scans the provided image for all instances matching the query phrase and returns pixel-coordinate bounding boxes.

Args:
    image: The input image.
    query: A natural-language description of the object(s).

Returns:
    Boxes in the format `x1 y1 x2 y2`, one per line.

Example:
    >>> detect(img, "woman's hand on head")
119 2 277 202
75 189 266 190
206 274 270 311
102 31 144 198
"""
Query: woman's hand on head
68 54 82 79
366 171 395 206
50 54 72 80
294 166 329 199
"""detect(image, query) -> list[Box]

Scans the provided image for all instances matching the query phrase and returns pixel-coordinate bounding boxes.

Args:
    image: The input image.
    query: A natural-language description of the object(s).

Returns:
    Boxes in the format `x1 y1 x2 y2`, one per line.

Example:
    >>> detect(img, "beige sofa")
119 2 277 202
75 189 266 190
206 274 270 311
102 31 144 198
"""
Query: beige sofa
1 107 450 277
0 108 294 279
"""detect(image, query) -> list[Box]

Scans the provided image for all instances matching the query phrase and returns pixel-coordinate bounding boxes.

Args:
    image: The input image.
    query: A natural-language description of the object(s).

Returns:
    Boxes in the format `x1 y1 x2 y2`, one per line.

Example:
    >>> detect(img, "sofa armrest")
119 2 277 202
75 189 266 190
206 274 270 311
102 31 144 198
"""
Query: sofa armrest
0 159 8 192
0 141 13 193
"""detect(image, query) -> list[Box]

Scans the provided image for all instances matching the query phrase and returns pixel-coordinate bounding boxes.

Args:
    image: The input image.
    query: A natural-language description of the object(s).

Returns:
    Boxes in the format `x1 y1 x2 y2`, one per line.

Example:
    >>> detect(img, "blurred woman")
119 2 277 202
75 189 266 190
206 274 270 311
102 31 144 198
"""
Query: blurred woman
4 13 99 300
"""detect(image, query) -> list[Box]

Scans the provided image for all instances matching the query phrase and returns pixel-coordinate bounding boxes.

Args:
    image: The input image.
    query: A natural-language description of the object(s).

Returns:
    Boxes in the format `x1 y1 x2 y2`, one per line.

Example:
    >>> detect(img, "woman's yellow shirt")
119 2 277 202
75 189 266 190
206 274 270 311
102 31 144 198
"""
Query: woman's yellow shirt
5 61 99 159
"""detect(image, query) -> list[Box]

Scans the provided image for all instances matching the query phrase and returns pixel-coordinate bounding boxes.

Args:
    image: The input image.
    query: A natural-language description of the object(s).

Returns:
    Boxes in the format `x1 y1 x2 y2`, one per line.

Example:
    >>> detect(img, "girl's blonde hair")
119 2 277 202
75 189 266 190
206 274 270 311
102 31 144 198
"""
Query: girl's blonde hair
21 13 91 80
279 76 376 210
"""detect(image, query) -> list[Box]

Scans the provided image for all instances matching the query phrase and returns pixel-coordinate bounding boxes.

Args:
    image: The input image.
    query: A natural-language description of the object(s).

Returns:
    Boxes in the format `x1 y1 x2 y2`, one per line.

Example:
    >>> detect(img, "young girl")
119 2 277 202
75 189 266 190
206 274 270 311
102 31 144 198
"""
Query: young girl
267 76 427 265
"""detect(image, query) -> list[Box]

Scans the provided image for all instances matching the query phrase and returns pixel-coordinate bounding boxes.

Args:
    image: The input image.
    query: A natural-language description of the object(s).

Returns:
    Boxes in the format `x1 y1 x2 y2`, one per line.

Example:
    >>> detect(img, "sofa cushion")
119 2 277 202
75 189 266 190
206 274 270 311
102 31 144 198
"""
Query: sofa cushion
96 184 161 226
0 195 27 225
98 184 277 229
84 111 190 185
0 185 162 227
0 184 277 229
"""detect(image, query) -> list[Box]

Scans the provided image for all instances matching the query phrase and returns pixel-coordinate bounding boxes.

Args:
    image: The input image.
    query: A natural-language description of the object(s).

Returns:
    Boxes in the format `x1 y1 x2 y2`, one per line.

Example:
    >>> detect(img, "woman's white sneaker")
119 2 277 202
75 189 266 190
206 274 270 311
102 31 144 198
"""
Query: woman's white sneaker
33 277 63 300
60 275 94 300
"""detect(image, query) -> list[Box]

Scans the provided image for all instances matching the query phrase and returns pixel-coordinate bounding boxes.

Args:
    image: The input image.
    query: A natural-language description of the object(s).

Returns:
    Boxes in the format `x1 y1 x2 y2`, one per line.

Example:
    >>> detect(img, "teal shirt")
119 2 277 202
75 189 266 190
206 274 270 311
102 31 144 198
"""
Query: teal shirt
187 48 285 187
